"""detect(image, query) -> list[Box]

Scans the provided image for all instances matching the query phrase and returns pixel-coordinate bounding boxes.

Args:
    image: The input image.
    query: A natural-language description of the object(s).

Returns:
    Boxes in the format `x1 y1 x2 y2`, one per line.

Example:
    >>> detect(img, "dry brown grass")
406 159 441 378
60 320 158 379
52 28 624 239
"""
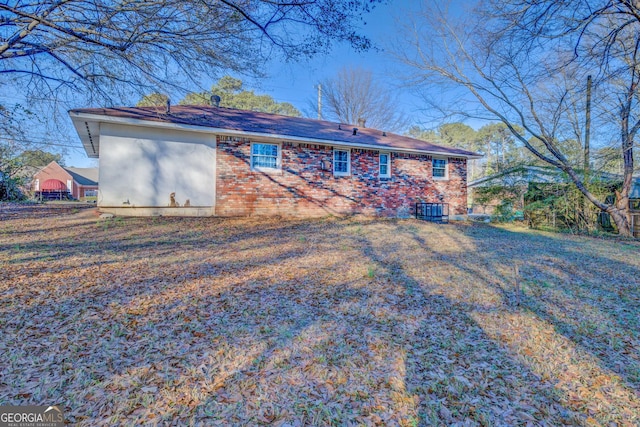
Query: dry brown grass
1 204 639 426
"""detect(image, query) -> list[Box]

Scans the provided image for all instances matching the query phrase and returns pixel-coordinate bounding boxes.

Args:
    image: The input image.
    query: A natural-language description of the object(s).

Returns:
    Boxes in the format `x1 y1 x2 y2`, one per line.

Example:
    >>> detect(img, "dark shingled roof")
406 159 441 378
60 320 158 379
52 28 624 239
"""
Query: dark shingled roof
64 167 98 186
70 105 481 158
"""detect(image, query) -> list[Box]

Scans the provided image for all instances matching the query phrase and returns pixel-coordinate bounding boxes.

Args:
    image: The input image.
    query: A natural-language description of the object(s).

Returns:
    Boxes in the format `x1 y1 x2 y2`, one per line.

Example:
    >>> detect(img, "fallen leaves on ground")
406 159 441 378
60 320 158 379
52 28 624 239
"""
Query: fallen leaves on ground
1 205 639 426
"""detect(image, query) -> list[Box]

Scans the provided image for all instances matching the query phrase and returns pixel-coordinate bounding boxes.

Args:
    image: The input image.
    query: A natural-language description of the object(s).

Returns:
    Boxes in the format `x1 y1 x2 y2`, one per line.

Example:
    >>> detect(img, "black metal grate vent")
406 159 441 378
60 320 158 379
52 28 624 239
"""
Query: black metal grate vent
415 202 449 223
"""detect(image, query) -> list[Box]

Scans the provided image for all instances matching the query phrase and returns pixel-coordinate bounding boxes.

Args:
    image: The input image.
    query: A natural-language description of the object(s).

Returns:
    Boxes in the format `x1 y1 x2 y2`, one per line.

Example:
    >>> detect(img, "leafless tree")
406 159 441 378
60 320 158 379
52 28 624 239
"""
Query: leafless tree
0 1 381 106
397 0 639 236
318 66 407 132
0 0 383 186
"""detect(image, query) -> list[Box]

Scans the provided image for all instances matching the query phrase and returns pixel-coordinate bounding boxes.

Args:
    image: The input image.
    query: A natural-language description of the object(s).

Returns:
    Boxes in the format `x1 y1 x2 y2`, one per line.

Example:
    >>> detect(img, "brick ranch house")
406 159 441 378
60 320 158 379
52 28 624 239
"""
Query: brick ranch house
32 161 98 200
68 105 480 217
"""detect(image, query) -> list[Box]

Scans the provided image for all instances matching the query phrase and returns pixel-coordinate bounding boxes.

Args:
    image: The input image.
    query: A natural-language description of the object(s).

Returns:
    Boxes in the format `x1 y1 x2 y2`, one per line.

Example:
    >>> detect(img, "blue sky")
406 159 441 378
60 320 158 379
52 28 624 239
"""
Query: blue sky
54 1 428 167
249 2 417 118
4 1 466 168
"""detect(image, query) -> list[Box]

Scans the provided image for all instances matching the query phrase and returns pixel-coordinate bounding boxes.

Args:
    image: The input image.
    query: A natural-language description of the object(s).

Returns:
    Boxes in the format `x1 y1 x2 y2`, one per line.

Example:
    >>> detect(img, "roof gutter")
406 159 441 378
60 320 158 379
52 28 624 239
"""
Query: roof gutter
69 111 483 159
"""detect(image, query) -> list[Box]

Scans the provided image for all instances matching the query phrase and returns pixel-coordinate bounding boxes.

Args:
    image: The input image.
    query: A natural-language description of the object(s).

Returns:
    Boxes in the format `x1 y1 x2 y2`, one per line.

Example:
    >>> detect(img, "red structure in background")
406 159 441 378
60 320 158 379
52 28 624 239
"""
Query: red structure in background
32 161 98 200
39 178 69 200
41 179 67 190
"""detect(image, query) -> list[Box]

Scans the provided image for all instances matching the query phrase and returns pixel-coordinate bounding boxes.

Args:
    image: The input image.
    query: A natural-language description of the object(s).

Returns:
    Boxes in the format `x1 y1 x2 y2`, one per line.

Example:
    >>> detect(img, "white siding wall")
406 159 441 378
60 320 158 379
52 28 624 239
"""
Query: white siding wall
99 123 216 210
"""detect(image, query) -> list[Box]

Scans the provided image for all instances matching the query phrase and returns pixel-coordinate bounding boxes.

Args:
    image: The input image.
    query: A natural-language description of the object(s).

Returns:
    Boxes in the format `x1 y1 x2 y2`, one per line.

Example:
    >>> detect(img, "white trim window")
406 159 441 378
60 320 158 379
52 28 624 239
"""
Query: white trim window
379 152 391 178
333 149 350 176
251 142 280 171
433 158 448 179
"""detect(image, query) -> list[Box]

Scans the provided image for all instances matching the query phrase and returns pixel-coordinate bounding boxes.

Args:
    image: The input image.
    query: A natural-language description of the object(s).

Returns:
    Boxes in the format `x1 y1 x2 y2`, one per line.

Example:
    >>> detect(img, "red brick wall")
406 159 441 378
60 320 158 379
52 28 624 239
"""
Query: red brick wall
33 162 75 197
215 136 468 217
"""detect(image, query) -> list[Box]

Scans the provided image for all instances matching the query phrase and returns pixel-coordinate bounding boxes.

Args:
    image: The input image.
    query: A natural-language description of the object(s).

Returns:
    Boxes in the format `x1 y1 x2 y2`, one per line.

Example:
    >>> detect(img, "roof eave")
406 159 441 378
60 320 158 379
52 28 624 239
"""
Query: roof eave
69 111 483 159
70 113 100 158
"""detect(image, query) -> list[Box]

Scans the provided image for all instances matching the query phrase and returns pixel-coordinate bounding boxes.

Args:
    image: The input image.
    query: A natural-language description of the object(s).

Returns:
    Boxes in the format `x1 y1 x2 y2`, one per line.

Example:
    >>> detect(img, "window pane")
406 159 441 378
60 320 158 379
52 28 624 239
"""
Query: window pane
433 159 446 178
380 153 389 176
253 143 278 156
252 143 278 169
253 156 277 169
334 150 349 173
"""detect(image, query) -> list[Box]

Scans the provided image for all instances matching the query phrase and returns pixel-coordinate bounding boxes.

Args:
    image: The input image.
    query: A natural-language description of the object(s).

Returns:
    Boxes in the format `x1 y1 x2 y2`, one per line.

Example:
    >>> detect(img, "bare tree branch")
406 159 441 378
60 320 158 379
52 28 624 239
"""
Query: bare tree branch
0 0 383 103
318 66 407 132
396 0 639 235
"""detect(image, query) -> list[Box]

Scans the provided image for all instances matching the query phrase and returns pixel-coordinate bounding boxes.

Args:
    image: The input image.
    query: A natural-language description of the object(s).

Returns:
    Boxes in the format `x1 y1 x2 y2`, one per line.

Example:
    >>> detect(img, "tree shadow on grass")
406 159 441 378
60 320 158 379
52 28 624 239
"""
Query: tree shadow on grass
2 216 638 425
351 230 583 425
0 215 333 277
400 221 640 423
1 216 363 424
177 223 586 425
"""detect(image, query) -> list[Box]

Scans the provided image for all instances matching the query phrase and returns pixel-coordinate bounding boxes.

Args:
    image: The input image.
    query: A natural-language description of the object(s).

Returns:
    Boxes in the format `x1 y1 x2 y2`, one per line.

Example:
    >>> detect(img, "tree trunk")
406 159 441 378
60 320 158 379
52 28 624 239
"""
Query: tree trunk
608 206 631 237
561 166 633 237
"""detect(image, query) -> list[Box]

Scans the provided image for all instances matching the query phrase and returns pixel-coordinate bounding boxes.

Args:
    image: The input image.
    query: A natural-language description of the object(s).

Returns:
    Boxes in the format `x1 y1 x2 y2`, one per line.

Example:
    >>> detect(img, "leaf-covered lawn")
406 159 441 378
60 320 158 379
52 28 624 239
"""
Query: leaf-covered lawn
1 205 639 426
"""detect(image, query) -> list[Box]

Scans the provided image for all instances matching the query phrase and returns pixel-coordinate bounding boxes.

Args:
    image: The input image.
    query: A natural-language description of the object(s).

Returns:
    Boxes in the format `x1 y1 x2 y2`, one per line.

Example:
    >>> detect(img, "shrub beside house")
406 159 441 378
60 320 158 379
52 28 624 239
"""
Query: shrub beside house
469 165 640 234
69 105 480 218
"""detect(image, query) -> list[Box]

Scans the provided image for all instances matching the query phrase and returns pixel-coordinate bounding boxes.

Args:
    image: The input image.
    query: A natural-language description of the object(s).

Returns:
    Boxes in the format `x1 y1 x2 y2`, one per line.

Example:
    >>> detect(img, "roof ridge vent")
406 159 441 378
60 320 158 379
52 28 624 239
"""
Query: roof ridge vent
353 128 358 136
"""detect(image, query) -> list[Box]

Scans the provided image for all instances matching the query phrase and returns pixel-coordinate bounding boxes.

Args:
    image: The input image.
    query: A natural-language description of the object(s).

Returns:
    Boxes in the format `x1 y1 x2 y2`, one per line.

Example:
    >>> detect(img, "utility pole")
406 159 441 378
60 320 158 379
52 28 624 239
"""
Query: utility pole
317 84 322 120
585 75 591 178
583 75 592 229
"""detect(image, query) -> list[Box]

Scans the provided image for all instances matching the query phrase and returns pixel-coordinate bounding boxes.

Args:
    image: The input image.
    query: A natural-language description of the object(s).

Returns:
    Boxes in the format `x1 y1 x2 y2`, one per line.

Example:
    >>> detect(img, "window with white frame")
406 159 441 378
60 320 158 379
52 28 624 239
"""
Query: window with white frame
251 143 280 171
433 158 448 179
379 152 390 178
333 149 350 176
